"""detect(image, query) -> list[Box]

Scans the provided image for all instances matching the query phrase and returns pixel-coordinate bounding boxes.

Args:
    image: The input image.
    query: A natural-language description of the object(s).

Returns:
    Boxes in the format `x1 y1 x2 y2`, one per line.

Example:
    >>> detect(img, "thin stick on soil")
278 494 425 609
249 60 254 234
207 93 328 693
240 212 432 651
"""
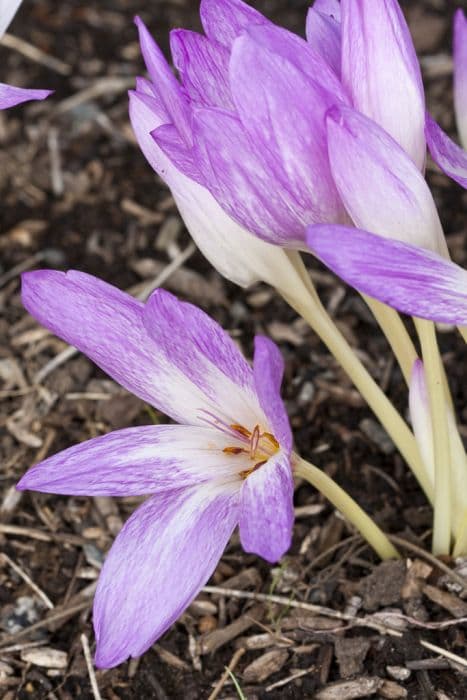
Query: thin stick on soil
1 553 54 609
208 647 246 700
81 633 103 700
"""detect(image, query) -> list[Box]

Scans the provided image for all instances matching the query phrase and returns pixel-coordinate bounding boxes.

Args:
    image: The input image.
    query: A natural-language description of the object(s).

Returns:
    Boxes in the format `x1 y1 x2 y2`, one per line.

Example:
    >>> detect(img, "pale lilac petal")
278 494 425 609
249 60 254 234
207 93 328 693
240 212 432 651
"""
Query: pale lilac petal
454 9 467 149
313 0 341 22
21 271 249 426
230 35 347 230
239 452 294 563
0 84 51 110
192 107 305 246
143 289 264 430
17 425 246 496
409 359 434 485
326 105 447 255
341 0 425 169
170 29 233 109
0 0 22 38
253 336 292 452
129 90 303 289
135 16 192 144
307 225 467 325
425 113 467 189
199 0 269 48
305 6 341 75
94 484 239 667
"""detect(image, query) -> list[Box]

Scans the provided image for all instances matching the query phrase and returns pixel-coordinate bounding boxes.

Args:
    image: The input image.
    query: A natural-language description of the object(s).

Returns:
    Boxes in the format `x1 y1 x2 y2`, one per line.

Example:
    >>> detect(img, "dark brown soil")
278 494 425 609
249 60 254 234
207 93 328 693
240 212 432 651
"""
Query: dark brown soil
1 1 467 698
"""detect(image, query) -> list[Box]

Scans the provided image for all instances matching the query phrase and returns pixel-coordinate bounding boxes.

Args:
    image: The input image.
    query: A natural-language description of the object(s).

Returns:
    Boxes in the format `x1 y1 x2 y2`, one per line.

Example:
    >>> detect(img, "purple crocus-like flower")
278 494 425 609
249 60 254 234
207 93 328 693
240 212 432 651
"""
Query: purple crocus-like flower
18 270 294 668
425 9 467 189
307 225 467 325
0 1 51 109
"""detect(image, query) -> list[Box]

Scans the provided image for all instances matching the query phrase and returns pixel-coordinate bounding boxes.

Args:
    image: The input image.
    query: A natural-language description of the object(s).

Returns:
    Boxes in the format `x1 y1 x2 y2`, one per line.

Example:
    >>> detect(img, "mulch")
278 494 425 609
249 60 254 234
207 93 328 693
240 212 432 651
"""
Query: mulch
1 0 467 697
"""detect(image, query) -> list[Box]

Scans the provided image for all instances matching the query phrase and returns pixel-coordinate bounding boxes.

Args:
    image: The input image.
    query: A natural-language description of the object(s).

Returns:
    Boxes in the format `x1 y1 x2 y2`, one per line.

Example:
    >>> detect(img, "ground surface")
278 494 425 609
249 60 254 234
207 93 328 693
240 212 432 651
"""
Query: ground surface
1 0 467 698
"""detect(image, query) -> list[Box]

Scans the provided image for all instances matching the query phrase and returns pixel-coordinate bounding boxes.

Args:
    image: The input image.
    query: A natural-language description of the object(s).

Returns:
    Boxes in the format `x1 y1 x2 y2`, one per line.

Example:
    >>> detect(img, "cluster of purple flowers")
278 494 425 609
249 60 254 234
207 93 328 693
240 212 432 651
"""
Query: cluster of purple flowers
9 0 467 670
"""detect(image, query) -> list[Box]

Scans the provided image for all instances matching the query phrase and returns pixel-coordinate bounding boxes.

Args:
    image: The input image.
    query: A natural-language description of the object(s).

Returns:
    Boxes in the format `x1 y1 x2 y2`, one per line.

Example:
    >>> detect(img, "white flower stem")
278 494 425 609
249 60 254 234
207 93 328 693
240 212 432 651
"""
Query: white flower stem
415 318 452 555
459 326 467 344
294 455 399 560
279 288 433 503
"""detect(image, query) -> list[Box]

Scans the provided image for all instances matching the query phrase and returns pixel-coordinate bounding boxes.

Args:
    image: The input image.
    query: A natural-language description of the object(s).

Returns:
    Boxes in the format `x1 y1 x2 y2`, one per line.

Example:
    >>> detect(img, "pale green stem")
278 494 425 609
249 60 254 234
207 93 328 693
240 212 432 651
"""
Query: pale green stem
294 455 400 560
362 295 417 387
459 326 467 344
415 318 452 555
453 510 467 558
279 289 433 503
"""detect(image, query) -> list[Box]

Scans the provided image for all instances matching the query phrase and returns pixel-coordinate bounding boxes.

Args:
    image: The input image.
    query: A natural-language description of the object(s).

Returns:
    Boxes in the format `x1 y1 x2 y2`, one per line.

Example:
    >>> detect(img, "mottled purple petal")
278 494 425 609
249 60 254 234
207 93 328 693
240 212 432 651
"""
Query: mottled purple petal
129 90 301 289
239 452 294 563
307 225 467 325
326 105 447 255
313 0 341 22
170 29 233 109
0 84 51 110
135 16 192 144
425 113 467 189
305 6 341 75
17 425 247 496
253 336 292 452
230 35 347 230
199 0 269 48
454 9 467 149
0 0 22 38
341 0 425 169
94 484 239 667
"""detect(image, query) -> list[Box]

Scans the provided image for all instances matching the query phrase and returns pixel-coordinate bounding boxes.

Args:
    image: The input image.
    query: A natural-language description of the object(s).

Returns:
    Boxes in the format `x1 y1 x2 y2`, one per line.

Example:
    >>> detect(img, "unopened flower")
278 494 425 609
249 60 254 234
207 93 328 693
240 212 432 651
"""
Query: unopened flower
0 1 51 110
18 270 294 668
425 9 467 189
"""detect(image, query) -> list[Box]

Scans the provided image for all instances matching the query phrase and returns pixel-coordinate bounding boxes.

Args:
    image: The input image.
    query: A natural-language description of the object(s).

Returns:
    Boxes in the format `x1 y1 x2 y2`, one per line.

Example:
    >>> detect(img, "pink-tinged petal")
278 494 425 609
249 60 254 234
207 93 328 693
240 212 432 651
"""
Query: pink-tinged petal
135 16 192 144
94 484 239 668
307 225 467 325
425 113 467 189
230 35 347 230
17 425 246 496
199 0 269 48
326 105 447 256
239 452 294 563
170 29 233 109
454 9 467 149
0 84 51 110
313 0 341 22
192 107 305 246
341 0 425 169
253 336 292 453
0 0 22 38
129 90 304 290
305 7 341 75
409 359 434 486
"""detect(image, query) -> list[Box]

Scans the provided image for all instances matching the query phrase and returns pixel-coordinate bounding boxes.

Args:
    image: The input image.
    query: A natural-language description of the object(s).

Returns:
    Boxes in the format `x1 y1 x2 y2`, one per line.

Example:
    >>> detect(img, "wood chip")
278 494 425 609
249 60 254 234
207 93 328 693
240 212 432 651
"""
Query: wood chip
200 604 264 655
423 584 467 618
20 647 67 669
315 677 384 699
242 649 289 684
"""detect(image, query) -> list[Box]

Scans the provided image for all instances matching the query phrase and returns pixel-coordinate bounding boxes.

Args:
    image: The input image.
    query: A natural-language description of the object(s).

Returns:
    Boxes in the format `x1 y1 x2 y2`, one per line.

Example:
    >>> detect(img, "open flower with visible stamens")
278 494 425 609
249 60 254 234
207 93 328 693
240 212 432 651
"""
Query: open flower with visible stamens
0 1 51 110
17 270 294 668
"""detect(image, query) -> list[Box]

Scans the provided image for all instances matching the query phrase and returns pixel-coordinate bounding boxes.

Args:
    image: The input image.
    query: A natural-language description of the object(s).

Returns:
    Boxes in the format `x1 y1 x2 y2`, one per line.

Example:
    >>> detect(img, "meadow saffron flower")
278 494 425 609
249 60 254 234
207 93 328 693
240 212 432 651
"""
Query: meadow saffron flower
18 270 294 668
0 0 51 110
425 9 467 189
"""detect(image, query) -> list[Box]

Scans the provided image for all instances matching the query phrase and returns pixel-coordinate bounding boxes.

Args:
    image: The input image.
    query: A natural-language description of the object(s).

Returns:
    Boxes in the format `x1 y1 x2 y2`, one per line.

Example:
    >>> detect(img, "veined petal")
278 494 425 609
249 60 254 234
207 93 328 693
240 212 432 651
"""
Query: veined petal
239 451 294 563
0 0 22 38
230 35 347 231
307 225 467 325
199 0 269 48
129 90 305 290
135 16 192 144
0 84 51 110
341 0 425 169
454 9 467 149
17 425 246 496
253 336 292 452
326 105 447 255
305 6 341 75
425 113 467 190
409 360 434 485
170 29 233 109
94 484 239 668
313 0 341 22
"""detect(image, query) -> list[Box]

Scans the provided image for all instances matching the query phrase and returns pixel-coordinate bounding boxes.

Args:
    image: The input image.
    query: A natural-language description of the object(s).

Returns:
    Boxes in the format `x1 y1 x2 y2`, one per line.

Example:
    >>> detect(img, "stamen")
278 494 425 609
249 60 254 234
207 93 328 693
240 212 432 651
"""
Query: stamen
263 432 280 449
231 424 252 439
223 446 247 455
